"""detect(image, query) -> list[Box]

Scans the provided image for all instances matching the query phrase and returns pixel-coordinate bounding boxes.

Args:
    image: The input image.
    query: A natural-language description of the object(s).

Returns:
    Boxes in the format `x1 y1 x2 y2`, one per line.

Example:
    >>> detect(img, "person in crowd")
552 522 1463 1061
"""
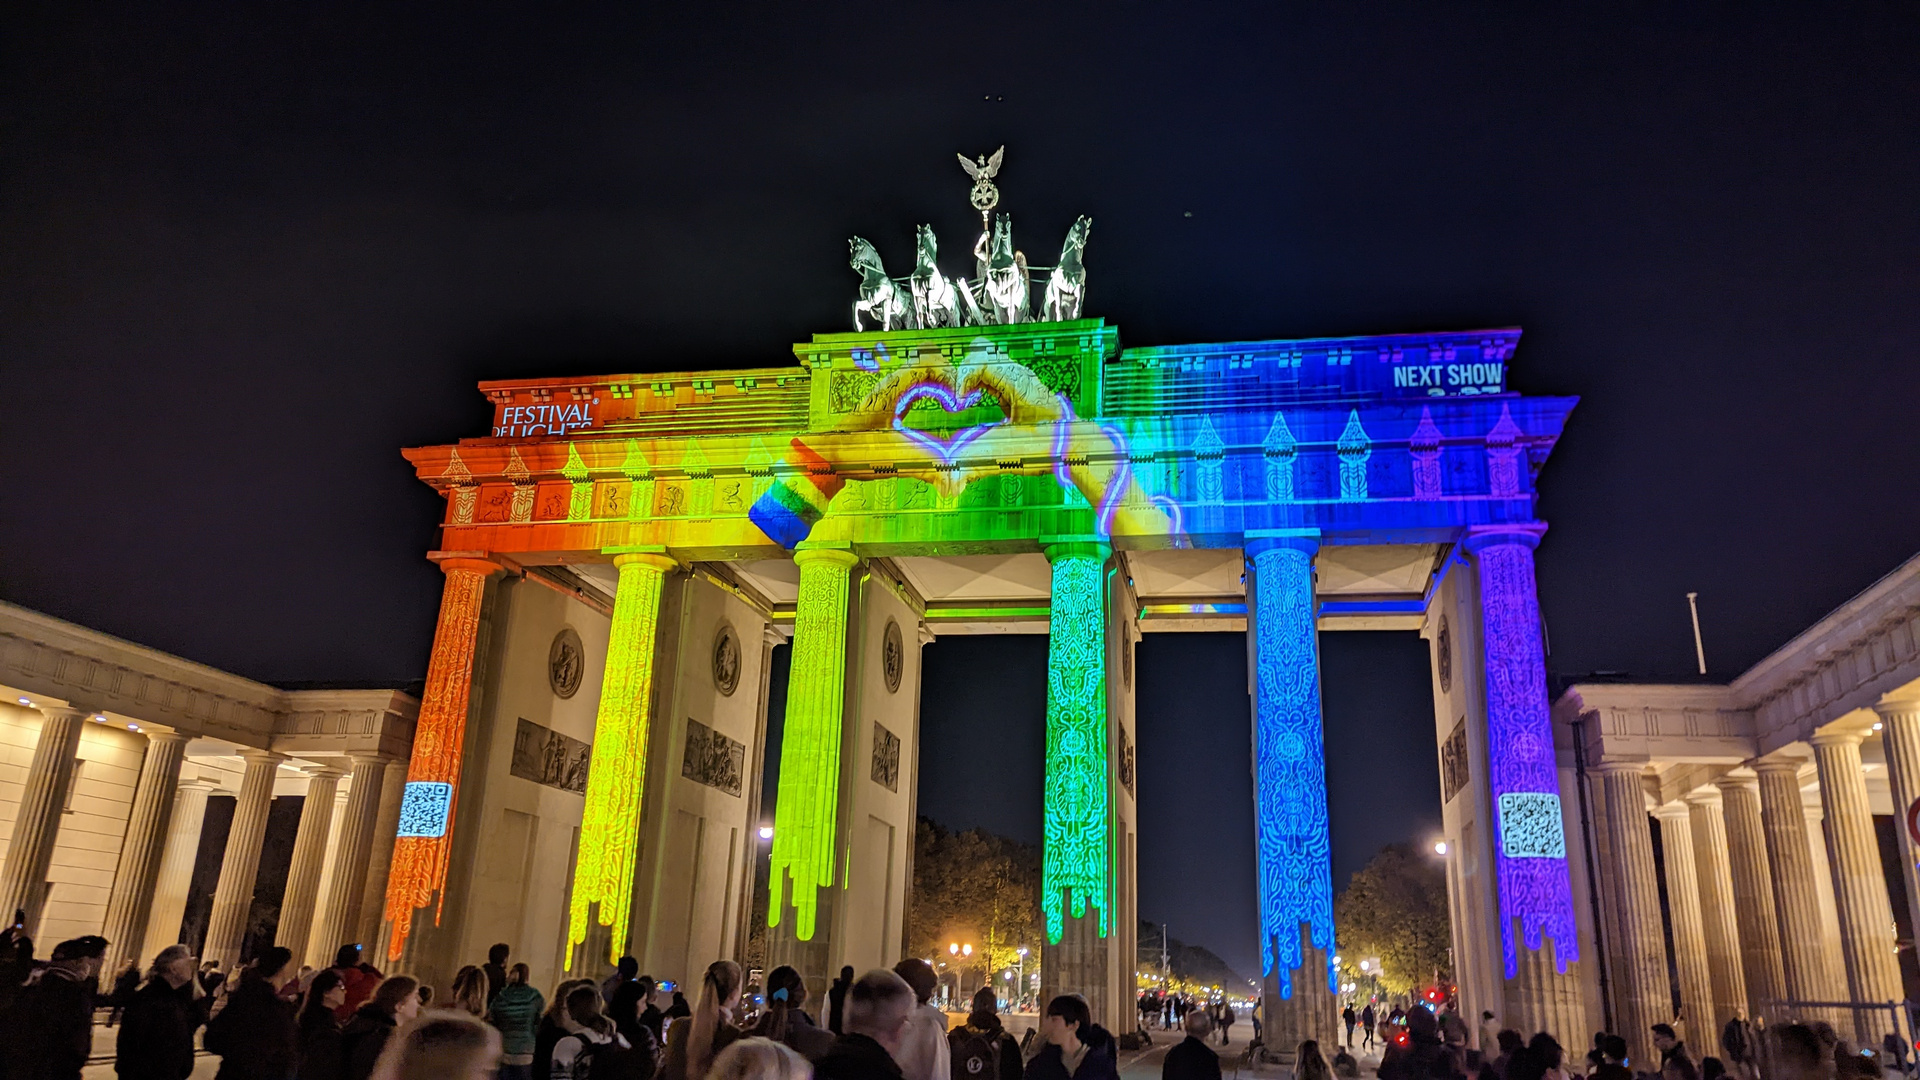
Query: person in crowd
888 960 949 1080
328 944 385 1021
1025 994 1117 1080
640 980 672 1046
1650 1025 1689 1073
1216 1002 1234 1047
1478 1014 1498 1057
0 930 34 1016
1376 1005 1459 1080
1160 1012 1218 1080
552 983 631 1080
5 934 106 1080
535 980 595 1080
199 960 228 998
205 946 301 1080
115 944 204 1080
418 985 436 1009
1331 1046 1360 1080
1482 1030 1523 1080
827 967 855 1037
448 965 490 1017
1697 1058 1725 1080
484 944 511 1003
1718 1019 1750 1072
368 1010 503 1080
1360 1005 1376 1052
753 965 835 1062
664 960 744 1080
1662 1054 1701 1080
1586 1035 1629 1080
1524 1034 1565 1080
488 963 547 1080
669 991 693 1022
606 957 641 1009
1768 1026 1824 1080
297 970 349 1080
947 986 1021 1080
105 957 142 1026
1341 1005 1356 1050
611 974 659 1055
341 975 423 1080
710 1038 812 1080
1296 1041 1331 1080
816 970 916 1080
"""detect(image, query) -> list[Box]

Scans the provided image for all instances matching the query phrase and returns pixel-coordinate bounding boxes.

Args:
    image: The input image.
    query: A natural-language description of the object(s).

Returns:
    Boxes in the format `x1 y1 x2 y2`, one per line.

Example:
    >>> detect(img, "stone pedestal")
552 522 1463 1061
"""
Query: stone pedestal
1713 776 1786 1016
100 731 190 974
1810 731 1902 1041
1753 758 1843 1014
0 706 87 936
1684 791 1749 1038
205 750 285 970
1654 803 1717 1057
1593 762 1668 1067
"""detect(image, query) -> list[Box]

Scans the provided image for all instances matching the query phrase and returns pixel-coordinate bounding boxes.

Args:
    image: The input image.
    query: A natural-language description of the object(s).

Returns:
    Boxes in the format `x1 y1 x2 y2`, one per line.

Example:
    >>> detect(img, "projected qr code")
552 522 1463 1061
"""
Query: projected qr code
396 781 453 839
1498 792 1566 859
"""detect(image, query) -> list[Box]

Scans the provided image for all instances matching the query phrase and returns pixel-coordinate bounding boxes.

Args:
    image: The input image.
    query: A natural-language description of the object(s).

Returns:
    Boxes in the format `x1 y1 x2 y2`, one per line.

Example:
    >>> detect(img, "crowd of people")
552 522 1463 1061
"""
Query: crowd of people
1135 993 1244 1048
0 918 1134 1080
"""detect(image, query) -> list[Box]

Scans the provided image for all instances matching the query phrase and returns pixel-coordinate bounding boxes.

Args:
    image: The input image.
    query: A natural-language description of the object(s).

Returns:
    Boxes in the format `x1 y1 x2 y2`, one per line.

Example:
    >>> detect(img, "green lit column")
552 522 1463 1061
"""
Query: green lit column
1039 539 1114 1026
768 543 860 979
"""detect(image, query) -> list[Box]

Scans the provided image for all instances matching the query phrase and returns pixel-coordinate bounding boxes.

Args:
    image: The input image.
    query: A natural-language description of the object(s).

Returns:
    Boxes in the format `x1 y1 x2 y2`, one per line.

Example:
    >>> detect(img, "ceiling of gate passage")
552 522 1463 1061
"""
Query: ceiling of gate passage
700 544 1446 634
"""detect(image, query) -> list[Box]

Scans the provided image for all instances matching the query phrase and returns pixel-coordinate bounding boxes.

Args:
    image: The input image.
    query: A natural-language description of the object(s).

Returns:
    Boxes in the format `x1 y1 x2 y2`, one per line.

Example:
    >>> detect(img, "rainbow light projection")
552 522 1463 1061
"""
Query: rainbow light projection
1248 536 1337 998
383 558 493 961
1041 546 1110 942
766 546 861 940
565 551 670 969
1469 527 1580 976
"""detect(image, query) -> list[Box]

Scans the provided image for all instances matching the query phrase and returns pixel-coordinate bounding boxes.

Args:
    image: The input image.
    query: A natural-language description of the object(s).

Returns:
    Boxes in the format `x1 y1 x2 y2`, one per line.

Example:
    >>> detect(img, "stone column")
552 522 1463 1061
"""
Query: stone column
1876 699 1920 952
1810 730 1902 1040
1753 757 1843 1011
380 556 498 964
313 754 389 966
307 786 350 969
1684 790 1749 1038
1593 762 1668 1067
1803 802 1844 962
356 759 405 949
564 550 676 971
1713 776 1786 1017
1244 532 1337 1049
143 781 213 962
1654 803 1718 1057
100 731 190 974
0 705 88 935
204 749 284 970
275 765 343 964
766 544 860 990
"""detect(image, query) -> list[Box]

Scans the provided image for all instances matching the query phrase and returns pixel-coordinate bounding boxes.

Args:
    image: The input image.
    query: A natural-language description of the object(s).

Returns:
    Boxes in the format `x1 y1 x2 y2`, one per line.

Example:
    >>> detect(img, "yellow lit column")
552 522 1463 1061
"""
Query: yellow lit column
1683 790 1749 1040
1810 730 1901 1042
1753 757 1845 1011
100 730 190 975
1874 699 1920 958
1652 803 1718 1057
313 754 389 967
143 781 213 963
205 749 286 970
565 550 676 969
276 765 344 965
767 545 861 953
1713 775 1787 1016
0 705 87 936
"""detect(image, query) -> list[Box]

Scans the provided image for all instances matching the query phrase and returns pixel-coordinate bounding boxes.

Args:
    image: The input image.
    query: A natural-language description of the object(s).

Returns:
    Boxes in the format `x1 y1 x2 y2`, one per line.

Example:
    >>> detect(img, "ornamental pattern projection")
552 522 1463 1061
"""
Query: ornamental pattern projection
1474 535 1580 975
566 553 669 967
383 560 491 961
1250 541 1336 998
768 549 859 941
1042 552 1111 942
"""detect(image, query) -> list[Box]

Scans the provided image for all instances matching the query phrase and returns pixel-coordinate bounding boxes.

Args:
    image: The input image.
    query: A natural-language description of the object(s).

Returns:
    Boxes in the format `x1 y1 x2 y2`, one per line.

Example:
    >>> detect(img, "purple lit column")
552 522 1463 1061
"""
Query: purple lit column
1465 524 1580 976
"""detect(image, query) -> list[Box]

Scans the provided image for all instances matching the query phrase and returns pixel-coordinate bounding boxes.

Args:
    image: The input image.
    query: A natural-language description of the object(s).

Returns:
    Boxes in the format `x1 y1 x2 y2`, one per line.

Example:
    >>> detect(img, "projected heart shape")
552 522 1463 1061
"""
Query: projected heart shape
891 381 1000 466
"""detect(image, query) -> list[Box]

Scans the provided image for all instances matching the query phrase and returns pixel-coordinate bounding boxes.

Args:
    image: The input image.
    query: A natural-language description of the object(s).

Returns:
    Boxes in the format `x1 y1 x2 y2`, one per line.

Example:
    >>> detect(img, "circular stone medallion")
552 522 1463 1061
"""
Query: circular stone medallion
882 619 904 694
712 623 741 697
548 627 584 699
1437 615 1453 694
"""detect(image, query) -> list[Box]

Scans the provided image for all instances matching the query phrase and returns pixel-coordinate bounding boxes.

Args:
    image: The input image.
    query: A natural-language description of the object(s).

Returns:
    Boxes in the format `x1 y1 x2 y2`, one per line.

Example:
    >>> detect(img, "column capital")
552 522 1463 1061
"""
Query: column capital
1589 759 1647 776
1243 529 1319 558
1683 787 1724 809
143 729 192 748
1463 522 1548 554
303 764 347 781
427 551 502 577
1653 802 1691 822
346 752 396 769
237 749 286 768
792 543 861 570
1874 697 1920 722
1712 773 1758 794
610 551 679 574
1751 755 1807 777
1040 536 1112 563
34 704 92 723
1809 728 1866 749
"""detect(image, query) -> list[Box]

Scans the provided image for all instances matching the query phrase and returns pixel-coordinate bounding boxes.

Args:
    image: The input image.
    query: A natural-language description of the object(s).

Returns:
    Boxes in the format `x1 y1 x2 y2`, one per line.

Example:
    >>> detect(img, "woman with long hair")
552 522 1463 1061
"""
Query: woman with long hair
1296 1040 1331 1080
488 963 547 1080
552 983 629 1080
296 970 348 1080
368 1010 502 1080
709 1037 812 1080
341 976 423 1080
447 965 489 1017
664 961 743 1080
534 979 594 1080
749 966 833 1062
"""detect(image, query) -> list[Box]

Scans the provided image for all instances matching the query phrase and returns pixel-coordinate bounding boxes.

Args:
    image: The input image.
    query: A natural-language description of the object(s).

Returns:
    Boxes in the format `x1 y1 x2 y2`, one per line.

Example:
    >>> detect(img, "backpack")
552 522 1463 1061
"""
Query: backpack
950 1025 1000 1080
577 1035 657 1080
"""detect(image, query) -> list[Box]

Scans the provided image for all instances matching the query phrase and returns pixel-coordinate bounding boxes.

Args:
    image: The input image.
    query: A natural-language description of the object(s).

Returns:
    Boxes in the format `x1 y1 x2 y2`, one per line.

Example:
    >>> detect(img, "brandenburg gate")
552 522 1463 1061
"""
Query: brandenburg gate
375 166 1585 1049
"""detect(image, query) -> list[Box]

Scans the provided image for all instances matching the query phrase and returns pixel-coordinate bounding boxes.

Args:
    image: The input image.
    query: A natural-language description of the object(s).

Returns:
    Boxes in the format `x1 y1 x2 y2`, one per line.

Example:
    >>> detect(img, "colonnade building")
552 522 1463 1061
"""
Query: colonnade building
1555 550 1920 1065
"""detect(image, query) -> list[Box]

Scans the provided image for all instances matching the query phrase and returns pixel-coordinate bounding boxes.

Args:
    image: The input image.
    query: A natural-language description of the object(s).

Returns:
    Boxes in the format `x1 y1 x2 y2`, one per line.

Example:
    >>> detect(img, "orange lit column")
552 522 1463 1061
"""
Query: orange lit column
381 556 499 962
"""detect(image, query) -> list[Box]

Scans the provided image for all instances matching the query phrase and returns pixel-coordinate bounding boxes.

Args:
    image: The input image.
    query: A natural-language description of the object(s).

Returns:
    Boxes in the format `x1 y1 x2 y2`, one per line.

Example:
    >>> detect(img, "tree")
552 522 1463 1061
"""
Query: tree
908 818 1042 982
1334 843 1451 996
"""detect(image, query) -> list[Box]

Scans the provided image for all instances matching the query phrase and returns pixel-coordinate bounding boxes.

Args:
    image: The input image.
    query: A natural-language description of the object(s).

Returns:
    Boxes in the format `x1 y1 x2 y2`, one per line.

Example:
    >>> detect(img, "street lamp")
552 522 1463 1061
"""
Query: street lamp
758 825 774 840
1433 839 1449 856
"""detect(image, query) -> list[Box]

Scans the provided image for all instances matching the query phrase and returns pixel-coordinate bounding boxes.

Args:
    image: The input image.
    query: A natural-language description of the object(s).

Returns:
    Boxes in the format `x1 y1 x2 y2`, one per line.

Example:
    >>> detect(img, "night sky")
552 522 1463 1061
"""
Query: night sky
4 7 1918 981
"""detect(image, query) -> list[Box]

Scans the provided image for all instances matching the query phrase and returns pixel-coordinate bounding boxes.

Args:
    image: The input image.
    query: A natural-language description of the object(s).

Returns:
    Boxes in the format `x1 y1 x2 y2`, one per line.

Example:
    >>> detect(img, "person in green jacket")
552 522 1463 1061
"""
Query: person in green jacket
488 963 548 1080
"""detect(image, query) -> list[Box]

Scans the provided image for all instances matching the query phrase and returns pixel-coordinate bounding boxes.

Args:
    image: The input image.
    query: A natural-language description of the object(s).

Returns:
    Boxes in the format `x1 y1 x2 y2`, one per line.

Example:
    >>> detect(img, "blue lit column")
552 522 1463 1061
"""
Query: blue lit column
1246 531 1337 1007
1464 525 1581 979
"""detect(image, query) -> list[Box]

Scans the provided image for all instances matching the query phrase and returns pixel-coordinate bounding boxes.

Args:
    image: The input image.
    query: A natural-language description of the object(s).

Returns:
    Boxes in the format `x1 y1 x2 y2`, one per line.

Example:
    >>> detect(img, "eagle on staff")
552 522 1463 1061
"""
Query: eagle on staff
958 145 1005 216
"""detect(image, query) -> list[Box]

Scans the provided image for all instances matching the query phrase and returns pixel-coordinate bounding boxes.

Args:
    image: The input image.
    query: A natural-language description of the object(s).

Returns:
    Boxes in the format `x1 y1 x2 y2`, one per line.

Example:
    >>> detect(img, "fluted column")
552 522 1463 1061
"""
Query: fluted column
1803 802 1844 962
143 781 213 962
1810 730 1902 1039
204 750 285 970
313 754 389 966
1753 757 1843 1010
275 765 343 964
1873 699 1920 957
0 706 88 935
101 731 190 974
1714 776 1786 1017
1654 803 1718 1057
356 758 405 949
1684 790 1749 1037
1593 762 1667 1067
